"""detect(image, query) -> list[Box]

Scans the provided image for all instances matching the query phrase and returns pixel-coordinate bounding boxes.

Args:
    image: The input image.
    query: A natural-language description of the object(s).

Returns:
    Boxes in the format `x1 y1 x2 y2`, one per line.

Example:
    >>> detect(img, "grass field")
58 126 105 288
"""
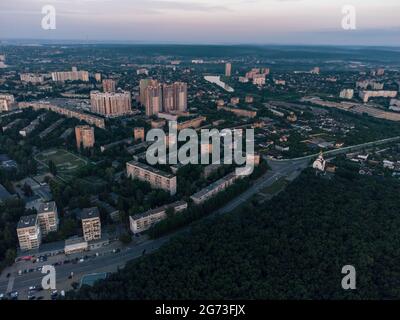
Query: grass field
35 149 88 181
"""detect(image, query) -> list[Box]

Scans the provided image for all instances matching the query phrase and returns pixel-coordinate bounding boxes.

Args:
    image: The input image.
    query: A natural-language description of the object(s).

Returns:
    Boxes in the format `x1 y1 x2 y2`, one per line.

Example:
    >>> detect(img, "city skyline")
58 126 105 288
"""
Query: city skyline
0 0 400 46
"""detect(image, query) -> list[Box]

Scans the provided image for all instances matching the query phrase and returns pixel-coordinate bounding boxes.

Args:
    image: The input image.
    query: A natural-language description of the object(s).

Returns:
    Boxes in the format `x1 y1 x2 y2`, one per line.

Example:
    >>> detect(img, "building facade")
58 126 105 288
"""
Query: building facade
126 161 177 195
102 79 116 93
37 201 59 236
90 91 132 117
81 207 102 242
17 215 42 251
75 125 95 150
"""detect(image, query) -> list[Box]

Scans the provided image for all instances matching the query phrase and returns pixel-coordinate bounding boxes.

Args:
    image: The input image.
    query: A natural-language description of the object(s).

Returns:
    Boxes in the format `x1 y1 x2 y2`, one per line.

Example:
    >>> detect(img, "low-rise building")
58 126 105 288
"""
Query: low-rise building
191 172 241 204
129 201 187 234
64 236 88 255
126 161 177 195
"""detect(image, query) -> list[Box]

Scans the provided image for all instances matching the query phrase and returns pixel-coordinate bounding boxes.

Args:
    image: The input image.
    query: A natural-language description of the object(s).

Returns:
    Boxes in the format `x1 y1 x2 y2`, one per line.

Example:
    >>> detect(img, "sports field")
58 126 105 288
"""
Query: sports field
35 149 88 181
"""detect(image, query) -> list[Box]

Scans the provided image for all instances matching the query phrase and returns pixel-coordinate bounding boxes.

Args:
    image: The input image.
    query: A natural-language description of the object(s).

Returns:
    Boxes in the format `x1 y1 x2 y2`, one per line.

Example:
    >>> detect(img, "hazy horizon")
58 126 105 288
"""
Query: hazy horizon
1 0 400 46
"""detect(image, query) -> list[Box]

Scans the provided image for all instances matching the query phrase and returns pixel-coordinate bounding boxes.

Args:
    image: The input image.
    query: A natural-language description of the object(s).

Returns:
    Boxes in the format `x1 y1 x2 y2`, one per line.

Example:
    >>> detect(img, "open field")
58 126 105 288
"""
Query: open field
34 149 88 181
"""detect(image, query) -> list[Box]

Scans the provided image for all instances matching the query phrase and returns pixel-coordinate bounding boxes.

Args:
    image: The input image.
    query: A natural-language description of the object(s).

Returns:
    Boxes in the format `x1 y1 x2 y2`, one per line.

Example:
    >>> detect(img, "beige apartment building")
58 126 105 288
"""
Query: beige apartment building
90 91 132 117
191 172 241 205
37 201 59 236
75 125 95 150
129 201 187 234
81 207 102 242
20 73 45 84
102 79 116 93
126 161 177 195
51 67 89 82
17 215 41 251
225 62 232 77
0 94 15 112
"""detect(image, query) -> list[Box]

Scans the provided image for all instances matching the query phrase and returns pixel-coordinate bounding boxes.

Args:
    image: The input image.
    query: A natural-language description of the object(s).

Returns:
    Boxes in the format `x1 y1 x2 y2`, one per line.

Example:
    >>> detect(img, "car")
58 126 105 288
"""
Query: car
29 286 36 291
28 268 34 273
28 294 36 300
78 258 85 263
36 296 44 300
18 270 22 276
9 291 18 300
63 260 70 264
36 267 42 272
0 293 5 300
6 273 10 278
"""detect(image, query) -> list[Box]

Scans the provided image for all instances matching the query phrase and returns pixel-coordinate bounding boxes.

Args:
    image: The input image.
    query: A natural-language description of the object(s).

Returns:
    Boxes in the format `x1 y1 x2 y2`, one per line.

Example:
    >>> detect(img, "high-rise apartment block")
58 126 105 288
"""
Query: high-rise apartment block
102 79 116 93
51 67 89 82
90 91 132 117
81 207 102 242
140 79 187 116
17 215 41 251
225 62 232 77
126 161 177 195
75 125 95 150
94 73 102 82
37 201 59 235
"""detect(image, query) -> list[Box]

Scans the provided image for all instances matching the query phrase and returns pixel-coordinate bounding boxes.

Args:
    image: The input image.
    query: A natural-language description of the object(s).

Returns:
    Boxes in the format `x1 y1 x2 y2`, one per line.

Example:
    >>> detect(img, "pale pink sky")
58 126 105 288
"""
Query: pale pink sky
0 0 399 45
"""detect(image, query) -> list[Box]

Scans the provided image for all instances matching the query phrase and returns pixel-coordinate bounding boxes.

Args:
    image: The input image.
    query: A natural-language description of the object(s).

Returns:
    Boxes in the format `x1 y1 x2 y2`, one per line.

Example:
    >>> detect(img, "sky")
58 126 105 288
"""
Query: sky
0 0 399 45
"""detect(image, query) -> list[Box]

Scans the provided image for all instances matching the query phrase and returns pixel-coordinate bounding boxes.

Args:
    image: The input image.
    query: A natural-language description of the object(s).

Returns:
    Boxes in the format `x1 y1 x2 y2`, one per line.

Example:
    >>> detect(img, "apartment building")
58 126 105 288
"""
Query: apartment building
81 207 102 242
51 67 89 82
191 172 241 205
0 94 15 112
17 215 42 251
37 201 59 236
225 62 232 77
126 161 177 195
129 201 187 234
359 90 397 103
75 125 95 149
20 73 45 84
102 79 116 93
90 91 132 117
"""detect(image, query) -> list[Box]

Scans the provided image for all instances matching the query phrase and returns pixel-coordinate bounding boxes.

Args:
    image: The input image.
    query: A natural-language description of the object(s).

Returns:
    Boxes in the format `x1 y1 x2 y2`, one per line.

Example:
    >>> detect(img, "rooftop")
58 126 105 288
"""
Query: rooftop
81 207 100 220
127 160 175 179
17 214 37 229
38 201 57 215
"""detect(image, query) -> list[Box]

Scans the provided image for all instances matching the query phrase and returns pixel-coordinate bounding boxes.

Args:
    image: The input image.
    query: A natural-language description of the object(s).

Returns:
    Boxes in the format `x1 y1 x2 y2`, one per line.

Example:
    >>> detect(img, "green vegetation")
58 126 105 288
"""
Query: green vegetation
69 167 400 299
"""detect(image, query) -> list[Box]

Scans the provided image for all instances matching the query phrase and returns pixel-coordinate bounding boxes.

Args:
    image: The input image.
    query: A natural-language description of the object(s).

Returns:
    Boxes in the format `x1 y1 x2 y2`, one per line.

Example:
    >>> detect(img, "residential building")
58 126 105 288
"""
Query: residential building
340 89 354 100
90 91 132 117
51 67 89 82
225 62 232 77
191 172 241 204
0 94 15 112
75 125 95 150
81 207 102 242
17 215 41 251
20 73 45 84
129 201 187 234
37 201 59 236
126 160 177 195
102 79 116 93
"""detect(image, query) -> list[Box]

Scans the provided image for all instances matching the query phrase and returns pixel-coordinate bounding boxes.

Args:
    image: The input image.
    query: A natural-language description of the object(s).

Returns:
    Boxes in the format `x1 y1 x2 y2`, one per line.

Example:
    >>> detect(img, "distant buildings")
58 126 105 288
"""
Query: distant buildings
340 89 354 100
245 68 269 80
51 67 89 82
359 90 397 103
140 79 188 116
37 201 59 236
81 207 102 242
137 68 149 76
129 201 187 234
356 80 383 90
19 114 46 137
90 91 132 117
217 105 257 118
311 67 320 75
126 161 177 195
20 73 45 84
253 74 266 86
94 73 102 82
0 94 15 112
75 125 95 150
225 62 232 77
102 79 116 93
17 215 41 251
19 101 106 129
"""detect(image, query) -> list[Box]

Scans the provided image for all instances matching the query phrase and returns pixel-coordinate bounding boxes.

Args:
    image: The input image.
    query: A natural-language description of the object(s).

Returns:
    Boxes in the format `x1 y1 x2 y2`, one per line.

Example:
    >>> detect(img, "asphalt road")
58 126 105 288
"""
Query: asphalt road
0 157 310 299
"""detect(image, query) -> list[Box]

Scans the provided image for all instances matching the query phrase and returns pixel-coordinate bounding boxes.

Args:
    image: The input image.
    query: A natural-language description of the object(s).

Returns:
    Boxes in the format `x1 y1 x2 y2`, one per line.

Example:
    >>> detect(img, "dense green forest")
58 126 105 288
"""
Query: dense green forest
69 167 400 299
